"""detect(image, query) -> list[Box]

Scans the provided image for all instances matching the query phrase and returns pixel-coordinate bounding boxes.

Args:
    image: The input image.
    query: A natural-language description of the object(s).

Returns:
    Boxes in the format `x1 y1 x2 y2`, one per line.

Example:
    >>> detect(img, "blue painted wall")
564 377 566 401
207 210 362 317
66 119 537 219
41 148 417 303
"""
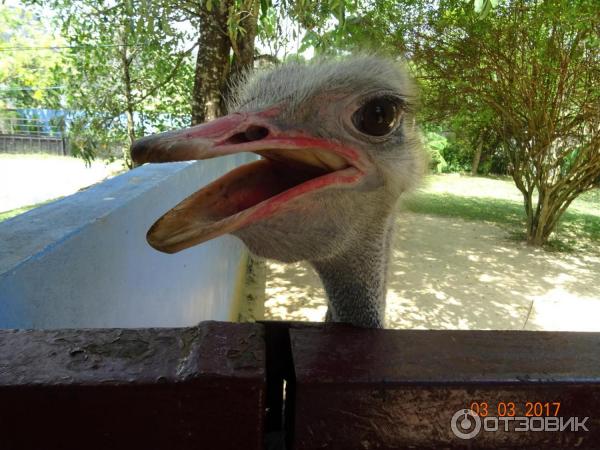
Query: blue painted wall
0 155 254 329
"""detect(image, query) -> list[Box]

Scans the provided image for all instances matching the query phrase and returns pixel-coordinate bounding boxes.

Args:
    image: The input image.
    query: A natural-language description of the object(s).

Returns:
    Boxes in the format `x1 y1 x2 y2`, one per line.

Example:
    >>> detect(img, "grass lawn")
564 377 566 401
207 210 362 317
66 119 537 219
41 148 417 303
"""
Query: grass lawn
403 174 600 253
0 199 57 223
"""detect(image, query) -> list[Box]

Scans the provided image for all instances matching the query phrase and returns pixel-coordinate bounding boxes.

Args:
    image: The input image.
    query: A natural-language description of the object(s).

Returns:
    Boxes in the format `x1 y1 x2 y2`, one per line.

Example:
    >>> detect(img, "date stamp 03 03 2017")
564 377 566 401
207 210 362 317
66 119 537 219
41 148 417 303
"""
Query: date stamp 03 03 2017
450 401 591 440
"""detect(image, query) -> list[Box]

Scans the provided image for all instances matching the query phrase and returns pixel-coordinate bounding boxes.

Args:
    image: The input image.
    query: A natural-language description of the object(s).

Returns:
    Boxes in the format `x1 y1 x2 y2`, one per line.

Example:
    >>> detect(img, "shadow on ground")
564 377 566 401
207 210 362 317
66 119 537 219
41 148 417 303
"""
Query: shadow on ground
265 212 600 331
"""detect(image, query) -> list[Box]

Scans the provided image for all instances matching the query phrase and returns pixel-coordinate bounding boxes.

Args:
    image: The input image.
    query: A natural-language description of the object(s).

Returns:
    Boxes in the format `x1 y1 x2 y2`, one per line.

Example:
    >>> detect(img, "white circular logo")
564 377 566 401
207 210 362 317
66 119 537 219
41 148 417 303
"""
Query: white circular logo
451 409 482 440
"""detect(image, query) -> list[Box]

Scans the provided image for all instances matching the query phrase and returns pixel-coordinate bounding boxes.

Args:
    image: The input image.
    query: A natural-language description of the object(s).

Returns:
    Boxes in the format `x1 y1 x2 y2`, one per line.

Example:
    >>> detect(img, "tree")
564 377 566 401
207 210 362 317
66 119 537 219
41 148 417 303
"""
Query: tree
187 0 359 123
286 0 599 245
50 0 194 167
187 0 233 123
415 0 600 245
182 0 260 124
0 4 67 110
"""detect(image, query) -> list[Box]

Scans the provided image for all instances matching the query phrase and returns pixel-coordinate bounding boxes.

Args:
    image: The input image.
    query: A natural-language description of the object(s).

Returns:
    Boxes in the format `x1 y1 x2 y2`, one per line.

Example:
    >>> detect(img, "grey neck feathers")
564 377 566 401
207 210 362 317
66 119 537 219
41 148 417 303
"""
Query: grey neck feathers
310 215 394 328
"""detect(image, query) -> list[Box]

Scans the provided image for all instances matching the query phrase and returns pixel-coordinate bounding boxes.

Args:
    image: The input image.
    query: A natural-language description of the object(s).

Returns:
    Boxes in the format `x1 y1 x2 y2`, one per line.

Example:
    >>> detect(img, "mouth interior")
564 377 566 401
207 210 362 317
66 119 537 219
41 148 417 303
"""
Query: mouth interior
198 148 352 221
147 146 358 252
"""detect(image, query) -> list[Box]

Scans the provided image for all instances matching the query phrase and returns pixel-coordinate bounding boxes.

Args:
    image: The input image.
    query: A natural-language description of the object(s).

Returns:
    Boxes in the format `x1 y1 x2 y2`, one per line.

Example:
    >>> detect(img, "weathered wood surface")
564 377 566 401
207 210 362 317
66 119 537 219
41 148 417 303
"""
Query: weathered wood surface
290 326 600 449
0 321 265 450
2 321 599 449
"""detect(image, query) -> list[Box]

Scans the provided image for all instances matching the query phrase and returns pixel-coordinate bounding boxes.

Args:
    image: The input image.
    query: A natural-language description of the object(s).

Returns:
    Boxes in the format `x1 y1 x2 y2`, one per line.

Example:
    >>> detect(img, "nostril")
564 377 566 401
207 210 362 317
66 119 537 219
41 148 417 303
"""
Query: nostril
225 126 269 144
244 126 269 141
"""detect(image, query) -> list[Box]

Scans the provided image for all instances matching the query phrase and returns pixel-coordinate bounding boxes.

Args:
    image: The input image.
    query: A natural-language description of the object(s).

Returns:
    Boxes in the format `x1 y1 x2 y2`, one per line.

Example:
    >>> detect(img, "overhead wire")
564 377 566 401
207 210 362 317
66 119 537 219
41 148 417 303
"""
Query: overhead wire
0 86 66 91
0 43 146 52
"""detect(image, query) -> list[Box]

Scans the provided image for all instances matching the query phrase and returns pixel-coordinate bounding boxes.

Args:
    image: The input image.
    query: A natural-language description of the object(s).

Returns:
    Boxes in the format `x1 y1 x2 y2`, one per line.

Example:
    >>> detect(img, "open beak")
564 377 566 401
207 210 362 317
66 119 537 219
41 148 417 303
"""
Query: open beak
131 109 367 254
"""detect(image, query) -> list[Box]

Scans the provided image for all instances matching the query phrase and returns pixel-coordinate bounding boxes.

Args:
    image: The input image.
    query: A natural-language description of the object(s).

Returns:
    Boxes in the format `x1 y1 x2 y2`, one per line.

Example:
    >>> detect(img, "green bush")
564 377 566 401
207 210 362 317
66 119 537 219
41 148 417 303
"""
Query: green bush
424 131 448 173
440 142 472 173
486 147 510 175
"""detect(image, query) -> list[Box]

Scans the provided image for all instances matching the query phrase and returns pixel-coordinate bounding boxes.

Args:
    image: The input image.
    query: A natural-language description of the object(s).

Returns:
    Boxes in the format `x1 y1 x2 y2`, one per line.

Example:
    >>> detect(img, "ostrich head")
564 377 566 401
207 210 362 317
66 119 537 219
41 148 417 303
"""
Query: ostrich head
132 55 424 327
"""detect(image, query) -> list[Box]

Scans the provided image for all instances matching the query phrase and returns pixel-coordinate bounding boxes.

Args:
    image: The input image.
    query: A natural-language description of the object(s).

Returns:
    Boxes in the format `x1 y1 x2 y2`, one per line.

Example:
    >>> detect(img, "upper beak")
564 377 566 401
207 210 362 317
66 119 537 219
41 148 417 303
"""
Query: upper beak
131 110 276 166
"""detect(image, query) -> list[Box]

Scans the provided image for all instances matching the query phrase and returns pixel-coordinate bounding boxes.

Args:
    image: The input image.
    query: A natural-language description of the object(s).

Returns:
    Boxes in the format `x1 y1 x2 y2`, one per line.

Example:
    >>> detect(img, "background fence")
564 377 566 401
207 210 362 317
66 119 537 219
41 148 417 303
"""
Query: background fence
0 134 67 155
0 109 68 156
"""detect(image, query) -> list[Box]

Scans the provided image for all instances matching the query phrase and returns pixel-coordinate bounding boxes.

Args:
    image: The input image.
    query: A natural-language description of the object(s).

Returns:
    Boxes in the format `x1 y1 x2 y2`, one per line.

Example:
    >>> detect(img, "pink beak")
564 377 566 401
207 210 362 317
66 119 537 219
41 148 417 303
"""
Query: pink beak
131 110 366 253
132 110 279 165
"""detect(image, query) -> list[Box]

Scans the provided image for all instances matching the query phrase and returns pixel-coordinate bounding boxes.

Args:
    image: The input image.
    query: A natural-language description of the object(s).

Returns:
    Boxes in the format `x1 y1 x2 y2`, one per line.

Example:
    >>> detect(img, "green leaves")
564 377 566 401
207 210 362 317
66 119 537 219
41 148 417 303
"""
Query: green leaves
329 0 346 27
37 0 195 165
0 4 67 110
472 0 497 18
418 0 600 244
259 0 270 19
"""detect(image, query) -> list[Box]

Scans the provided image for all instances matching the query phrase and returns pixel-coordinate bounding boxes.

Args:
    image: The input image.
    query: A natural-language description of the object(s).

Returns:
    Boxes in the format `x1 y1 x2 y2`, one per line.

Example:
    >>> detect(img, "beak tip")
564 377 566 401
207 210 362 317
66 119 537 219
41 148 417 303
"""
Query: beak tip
131 139 149 165
147 238 179 254
146 223 184 254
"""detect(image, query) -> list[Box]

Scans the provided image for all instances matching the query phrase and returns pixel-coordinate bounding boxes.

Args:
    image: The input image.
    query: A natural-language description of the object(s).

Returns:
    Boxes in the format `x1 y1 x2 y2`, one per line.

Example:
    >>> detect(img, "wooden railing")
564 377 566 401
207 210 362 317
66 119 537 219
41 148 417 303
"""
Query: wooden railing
0 321 598 449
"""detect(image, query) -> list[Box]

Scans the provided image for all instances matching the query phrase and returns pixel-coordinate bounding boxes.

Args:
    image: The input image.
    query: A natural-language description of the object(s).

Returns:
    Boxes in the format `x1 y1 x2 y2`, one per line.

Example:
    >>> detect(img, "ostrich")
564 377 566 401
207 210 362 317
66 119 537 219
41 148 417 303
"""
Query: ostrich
131 56 424 328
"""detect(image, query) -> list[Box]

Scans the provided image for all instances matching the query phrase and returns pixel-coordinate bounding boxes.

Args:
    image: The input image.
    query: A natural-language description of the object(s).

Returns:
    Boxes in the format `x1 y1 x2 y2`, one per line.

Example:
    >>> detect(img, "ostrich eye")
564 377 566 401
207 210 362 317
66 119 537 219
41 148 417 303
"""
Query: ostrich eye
352 96 401 137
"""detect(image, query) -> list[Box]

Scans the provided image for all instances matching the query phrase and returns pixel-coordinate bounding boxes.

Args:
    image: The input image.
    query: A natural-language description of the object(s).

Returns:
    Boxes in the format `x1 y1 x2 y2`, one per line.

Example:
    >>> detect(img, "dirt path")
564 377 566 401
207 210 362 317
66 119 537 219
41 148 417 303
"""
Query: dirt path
265 212 600 331
0 155 122 213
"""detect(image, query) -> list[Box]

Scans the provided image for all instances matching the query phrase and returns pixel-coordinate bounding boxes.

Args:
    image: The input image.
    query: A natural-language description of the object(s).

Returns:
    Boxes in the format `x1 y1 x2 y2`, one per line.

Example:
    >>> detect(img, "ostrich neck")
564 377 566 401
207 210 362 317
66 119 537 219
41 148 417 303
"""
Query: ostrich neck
310 215 394 328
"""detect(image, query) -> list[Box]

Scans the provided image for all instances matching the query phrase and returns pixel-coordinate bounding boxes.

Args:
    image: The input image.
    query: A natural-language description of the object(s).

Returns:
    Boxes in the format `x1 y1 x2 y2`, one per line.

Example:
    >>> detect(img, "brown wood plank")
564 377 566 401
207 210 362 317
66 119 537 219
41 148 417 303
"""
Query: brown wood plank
0 321 265 450
290 325 600 449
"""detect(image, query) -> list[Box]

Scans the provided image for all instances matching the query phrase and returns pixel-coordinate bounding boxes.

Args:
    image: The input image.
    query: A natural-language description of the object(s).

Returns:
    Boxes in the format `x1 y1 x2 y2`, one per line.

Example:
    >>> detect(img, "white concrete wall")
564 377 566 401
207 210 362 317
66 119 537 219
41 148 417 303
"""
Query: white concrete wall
0 155 254 329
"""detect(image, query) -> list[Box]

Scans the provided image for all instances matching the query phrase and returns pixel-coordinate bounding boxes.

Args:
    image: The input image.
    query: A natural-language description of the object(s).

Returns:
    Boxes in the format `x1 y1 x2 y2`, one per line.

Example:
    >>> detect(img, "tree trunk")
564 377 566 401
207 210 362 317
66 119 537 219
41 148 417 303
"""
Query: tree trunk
191 0 233 125
471 133 484 176
528 210 554 246
526 189 572 246
223 0 260 107
124 107 135 168
119 31 135 169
